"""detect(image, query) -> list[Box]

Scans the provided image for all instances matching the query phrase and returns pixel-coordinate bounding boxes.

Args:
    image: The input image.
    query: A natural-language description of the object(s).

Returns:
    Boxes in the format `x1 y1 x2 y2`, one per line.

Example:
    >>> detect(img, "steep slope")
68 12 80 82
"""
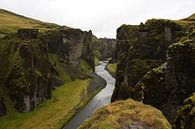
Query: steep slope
94 38 116 61
0 9 61 35
0 8 97 124
112 14 195 127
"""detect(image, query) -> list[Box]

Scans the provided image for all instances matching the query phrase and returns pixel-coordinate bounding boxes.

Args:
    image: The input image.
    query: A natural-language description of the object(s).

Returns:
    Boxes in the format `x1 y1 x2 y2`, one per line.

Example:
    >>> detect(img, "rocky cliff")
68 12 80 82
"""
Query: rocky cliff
79 99 172 129
94 38 116 61
0 26 95 116
112 14 195 127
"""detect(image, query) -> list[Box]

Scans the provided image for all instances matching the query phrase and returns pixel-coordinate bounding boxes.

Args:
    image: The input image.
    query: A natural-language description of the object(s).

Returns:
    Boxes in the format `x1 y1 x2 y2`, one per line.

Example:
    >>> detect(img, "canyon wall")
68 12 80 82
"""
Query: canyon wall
0 27 95 115
94 38 116 61
112 15 195 127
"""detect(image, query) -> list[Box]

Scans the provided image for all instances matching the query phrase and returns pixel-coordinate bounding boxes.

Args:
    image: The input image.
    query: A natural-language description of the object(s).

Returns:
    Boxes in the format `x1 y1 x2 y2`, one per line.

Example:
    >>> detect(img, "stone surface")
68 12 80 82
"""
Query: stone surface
132 27 195 122
0 97 6 117
112 20 184 102
94 38 116 61
0 27 95 115
173 92 195 129
18 29 38 39
112 18 195 125
79 99 172 129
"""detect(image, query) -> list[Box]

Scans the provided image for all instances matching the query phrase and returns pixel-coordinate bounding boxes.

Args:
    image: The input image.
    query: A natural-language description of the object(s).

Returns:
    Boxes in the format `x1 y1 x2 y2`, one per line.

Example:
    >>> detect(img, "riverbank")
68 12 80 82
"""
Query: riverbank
0 73 106 129
106 63 117 78
63 61 116 129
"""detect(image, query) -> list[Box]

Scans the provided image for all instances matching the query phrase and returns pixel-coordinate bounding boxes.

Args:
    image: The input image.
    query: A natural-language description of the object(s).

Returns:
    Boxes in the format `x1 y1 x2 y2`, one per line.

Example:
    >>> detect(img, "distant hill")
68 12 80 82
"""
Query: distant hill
0 9 68 34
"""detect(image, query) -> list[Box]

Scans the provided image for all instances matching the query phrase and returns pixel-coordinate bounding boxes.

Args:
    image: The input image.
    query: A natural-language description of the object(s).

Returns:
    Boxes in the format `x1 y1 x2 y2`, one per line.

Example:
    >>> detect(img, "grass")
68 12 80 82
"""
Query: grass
95 56 100 65
0 79 91 129
106 63 117 74
0 9 60 34
79 99 172 129
48 53 71 82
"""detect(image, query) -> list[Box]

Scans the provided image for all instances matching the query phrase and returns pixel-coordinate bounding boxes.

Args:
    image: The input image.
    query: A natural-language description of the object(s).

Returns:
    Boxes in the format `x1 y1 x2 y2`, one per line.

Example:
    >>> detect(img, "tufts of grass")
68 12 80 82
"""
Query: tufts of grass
0 79 90 129
0 9 60 35
106 63 117 74
79 99 172 129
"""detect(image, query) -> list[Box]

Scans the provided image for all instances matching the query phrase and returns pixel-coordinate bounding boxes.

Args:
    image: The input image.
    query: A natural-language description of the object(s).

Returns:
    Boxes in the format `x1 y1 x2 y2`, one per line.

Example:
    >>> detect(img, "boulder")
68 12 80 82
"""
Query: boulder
18 29 38 40
79 99 172 129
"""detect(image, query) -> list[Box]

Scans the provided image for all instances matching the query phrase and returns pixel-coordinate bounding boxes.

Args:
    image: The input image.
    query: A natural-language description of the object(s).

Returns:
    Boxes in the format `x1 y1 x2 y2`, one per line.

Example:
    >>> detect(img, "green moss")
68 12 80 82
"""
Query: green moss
94 50 101 65
79 99 172 129
48 53 71 82
0 9 60 34
79 59 93 73
0 79 91 129
173 93 195 129
106 63 117 74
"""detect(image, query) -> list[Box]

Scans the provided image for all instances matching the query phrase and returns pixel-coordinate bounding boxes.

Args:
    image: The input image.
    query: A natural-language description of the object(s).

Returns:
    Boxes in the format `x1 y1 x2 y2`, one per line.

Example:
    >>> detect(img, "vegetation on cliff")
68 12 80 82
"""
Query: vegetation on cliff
79 99 171 129
0 9 104 129
112 13 195 128
0 80 91 129
106 63 117 77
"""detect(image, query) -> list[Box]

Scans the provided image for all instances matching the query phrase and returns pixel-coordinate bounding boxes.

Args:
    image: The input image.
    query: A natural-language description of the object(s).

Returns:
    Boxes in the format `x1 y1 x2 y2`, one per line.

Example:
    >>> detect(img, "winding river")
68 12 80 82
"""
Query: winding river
63 61 116 129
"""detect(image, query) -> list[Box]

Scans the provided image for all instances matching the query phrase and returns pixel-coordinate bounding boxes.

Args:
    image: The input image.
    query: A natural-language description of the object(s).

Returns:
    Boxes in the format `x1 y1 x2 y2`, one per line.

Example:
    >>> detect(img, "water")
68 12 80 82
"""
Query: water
63 61 116 129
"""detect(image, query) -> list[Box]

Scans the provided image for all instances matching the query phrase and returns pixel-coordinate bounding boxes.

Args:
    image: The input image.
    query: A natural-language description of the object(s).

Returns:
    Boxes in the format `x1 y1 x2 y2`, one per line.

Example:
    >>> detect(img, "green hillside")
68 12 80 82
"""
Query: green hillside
0 9 62 35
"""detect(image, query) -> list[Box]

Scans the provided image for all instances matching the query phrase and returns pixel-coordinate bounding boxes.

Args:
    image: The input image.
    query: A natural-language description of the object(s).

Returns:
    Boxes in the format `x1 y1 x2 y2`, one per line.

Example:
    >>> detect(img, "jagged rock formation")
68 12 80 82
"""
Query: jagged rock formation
0 97 6 117
44 28 94 68
112 15 195 125
0 30 52 113
79 99 172 129
132 27 195 122
173 92 195 129
94 38 116 61
0 27 95 115
112 20 185 101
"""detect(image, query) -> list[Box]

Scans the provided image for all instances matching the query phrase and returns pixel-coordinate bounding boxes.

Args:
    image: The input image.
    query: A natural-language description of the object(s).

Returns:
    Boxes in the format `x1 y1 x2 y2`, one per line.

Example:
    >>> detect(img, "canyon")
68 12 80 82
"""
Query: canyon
0 8 195 129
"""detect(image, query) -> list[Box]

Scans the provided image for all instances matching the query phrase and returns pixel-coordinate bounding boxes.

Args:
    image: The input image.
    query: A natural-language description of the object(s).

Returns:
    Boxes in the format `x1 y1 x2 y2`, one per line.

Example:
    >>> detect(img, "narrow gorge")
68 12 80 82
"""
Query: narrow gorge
0 7 194 129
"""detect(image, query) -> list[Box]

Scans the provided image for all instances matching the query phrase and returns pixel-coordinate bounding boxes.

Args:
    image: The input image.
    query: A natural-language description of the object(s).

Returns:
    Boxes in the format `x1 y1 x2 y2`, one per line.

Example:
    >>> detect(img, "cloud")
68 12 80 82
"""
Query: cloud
0 0 195 38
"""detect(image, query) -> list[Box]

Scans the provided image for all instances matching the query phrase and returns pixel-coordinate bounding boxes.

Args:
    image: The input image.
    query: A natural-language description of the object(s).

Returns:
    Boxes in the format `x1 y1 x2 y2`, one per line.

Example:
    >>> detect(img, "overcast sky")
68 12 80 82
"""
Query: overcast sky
0 0 195 38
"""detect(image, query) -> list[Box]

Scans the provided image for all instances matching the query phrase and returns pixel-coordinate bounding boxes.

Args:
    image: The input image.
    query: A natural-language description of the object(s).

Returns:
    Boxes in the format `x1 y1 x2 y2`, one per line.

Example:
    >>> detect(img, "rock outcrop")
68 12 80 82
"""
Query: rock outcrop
94 38 116 61
173 92 195 129
112 20 185 102
112 16 195 125
44 28 94 68
79 99 172 129
132 27 195 122
0 30 52 113
0 27 95 115
0 97 6 117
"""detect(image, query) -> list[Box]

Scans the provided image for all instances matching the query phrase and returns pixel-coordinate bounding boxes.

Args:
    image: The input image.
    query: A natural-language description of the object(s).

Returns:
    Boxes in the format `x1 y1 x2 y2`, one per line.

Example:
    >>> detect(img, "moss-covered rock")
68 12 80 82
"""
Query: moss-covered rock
112 19 185 102
173 93 195 129
0 27 96 115
112 16 195 125
132 27 195 122
0 97 6 117
79 99 172 129
94 38 116 61
0 31 52 113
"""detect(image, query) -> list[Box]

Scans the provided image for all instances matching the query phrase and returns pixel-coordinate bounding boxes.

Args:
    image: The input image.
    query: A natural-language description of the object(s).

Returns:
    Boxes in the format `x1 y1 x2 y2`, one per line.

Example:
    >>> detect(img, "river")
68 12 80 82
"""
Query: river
63 61 116 129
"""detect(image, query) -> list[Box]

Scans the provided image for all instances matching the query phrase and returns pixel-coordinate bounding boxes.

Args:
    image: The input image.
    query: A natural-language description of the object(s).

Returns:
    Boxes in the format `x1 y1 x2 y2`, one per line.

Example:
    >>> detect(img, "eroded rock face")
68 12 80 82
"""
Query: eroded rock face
94 38 116 61
79 99 172 129
44 28 94 68
112 18 195 124
0 97 6 117
18 29 38 40
112 20 184 102
0 27 95 115
173 92 195 129
2 32 52 113
132 27 195 122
